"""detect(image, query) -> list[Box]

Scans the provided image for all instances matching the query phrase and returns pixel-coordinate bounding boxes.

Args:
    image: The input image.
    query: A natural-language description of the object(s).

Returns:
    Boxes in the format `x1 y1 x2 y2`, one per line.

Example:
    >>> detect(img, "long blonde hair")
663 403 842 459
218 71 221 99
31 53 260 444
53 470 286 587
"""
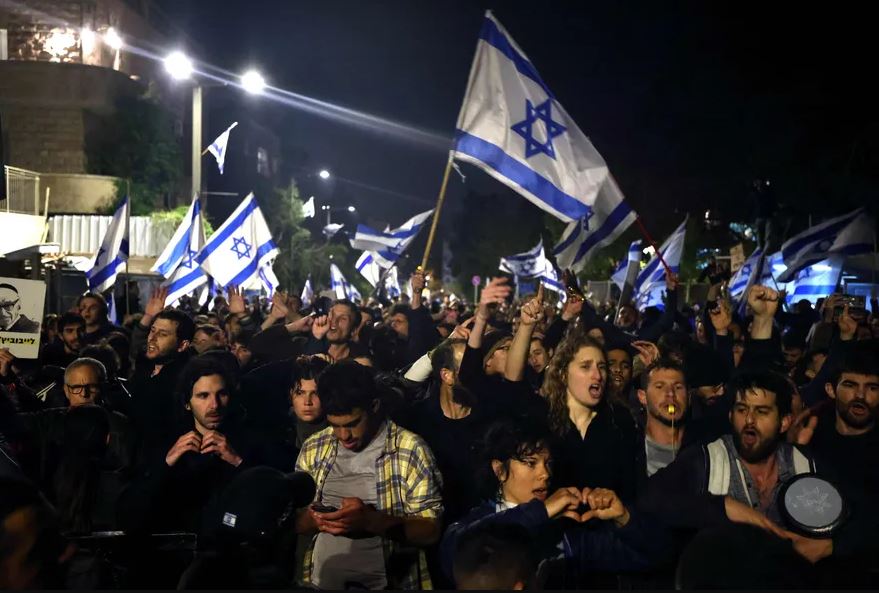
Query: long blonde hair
541 331 607 436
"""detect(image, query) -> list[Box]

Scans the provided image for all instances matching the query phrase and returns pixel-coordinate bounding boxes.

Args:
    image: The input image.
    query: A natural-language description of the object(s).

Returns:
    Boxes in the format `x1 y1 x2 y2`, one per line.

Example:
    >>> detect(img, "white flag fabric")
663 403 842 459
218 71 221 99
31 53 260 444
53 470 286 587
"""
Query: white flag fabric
196 193 279 289
349 209 434 260
258 263 279 296
385 266 401 299
611 240 643 290
499 240 547 278
539 261 565 300
323 223 345 240
302 196 316 219
153 196 209 306
784 256 843 307
330 264 358 301
729 247 764 304
777 208 874 282
356 251 382 287
107 294 118 325
300 276 314 307
453 12 636 266
206 122 238 175
86 197 128 293
632 218 687 311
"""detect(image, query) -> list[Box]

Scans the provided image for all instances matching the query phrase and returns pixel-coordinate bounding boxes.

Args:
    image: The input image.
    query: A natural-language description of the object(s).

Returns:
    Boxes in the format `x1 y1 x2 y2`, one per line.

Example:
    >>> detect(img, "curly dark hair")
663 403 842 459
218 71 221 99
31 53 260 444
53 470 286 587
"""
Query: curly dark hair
474 419 553 502
540 330 607 436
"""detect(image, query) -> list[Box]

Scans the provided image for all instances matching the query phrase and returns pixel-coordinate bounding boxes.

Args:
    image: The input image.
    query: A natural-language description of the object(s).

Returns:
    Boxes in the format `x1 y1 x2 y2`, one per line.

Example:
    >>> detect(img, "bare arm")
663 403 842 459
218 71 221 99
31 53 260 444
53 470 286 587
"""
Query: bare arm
504 284 544 382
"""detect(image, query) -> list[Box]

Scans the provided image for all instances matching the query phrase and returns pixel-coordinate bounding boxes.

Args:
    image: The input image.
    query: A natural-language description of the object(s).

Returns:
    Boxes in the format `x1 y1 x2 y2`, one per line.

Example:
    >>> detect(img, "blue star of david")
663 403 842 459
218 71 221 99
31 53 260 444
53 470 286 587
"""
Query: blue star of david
96 247 106 262
580 208 594 232
230 236 252 260
511 99 567 159
181 249 198 269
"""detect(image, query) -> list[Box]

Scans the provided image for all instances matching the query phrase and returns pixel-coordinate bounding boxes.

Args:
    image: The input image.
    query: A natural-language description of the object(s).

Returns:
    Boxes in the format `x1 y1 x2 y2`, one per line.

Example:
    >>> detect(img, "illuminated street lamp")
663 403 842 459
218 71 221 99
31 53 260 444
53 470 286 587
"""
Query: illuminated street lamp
241 69 266 94
104 27 123 50
164 50 193 80
319 169 331 180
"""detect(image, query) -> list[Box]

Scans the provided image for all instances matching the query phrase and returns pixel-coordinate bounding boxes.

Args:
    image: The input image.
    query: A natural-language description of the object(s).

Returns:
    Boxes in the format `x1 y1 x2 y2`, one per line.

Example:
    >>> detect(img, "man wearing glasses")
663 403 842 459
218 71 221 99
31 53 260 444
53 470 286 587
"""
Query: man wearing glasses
63 357 107 407
0 283 39 334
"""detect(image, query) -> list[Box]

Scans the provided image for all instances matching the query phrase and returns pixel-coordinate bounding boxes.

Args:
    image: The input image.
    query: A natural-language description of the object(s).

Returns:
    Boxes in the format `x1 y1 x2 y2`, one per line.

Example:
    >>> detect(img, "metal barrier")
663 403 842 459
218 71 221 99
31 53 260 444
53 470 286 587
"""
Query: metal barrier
3 165 42 215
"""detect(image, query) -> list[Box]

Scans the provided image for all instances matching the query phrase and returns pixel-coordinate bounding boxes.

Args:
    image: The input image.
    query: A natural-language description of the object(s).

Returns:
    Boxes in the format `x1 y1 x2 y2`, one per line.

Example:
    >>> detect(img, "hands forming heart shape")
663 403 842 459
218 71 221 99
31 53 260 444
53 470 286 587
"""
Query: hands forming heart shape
543 486 630 526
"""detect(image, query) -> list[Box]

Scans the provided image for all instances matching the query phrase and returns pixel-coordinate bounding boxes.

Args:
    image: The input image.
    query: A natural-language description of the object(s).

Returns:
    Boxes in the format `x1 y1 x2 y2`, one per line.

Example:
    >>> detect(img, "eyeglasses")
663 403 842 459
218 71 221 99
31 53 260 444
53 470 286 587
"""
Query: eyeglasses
0 299 19 311
65 383 102 395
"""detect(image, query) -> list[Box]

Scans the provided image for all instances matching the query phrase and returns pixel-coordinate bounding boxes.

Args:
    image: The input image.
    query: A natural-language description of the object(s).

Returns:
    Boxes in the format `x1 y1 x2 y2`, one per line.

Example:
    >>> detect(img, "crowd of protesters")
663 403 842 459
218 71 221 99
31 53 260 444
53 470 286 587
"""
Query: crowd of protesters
1 266 878 590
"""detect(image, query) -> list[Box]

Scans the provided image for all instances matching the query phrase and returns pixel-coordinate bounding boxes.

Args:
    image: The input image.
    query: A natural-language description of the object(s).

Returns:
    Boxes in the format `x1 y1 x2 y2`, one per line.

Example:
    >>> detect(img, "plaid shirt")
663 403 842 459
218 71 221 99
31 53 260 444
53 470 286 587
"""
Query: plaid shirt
296 420 443 590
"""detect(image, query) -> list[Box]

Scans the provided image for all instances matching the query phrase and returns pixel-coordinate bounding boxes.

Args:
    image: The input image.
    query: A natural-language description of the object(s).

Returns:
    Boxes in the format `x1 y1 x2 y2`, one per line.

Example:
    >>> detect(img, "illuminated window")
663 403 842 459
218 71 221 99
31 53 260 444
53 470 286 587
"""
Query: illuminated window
257 147 270 177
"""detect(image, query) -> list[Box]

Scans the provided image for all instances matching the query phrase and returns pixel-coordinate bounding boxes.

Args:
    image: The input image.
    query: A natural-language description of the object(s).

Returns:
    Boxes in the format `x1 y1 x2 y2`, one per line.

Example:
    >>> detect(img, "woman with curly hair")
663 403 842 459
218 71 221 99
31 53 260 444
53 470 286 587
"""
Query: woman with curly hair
541 331 640 501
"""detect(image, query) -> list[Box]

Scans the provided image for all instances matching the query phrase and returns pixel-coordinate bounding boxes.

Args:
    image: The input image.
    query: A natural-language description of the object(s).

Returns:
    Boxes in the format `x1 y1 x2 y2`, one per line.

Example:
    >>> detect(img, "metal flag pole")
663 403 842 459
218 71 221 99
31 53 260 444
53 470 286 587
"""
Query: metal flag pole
419 155 454 270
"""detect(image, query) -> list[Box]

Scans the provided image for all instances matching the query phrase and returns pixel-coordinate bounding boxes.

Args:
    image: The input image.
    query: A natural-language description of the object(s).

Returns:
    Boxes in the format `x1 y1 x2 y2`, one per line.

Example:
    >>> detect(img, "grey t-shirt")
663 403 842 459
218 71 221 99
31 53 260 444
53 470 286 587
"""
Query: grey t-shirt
311 423 387 590
645 436 677 477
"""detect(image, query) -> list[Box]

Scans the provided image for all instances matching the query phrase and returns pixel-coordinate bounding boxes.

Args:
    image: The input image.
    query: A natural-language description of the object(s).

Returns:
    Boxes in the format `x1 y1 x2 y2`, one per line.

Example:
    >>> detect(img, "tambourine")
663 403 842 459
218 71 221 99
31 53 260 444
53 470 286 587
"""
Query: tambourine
779 474 846 537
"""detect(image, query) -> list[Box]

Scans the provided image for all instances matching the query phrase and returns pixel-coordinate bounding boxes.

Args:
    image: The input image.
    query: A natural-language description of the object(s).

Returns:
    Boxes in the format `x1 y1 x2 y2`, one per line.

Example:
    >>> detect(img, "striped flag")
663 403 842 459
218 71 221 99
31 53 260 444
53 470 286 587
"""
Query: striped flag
152 196 208 306
86 197 128 293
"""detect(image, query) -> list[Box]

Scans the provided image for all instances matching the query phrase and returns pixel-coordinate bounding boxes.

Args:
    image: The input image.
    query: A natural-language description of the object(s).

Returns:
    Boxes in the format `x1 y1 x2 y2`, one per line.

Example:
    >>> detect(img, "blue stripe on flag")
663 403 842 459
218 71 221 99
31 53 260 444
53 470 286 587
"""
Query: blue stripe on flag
479 16 554 100
553 220 583 256
226 241 279 288
195 198 258 264
155 228 192 277
571 201 635 265
782 210 861 261
165 267 206 296
454 131 591 221
87 256 125 289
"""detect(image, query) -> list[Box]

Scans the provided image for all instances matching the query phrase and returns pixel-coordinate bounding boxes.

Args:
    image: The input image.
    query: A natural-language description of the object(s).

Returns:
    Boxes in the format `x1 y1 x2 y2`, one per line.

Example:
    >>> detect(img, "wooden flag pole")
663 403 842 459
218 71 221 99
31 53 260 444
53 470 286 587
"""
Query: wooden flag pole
419 156 454 270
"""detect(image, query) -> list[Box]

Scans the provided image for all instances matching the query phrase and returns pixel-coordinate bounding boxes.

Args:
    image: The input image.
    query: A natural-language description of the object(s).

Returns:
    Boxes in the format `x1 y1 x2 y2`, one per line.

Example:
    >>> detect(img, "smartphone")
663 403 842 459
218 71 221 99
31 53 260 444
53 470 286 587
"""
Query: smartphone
833 295 867 321
311 503 338 514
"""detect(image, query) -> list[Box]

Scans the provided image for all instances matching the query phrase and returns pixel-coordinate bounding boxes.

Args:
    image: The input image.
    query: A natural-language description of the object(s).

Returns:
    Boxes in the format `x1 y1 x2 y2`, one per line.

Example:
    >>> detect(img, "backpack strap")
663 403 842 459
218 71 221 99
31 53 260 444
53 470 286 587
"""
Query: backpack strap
706 438 731 495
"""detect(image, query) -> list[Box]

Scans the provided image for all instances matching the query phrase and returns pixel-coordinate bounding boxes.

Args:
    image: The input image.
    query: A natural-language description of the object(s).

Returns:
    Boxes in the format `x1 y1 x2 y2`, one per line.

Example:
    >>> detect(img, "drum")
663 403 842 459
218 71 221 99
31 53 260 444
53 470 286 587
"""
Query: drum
779 474 846 537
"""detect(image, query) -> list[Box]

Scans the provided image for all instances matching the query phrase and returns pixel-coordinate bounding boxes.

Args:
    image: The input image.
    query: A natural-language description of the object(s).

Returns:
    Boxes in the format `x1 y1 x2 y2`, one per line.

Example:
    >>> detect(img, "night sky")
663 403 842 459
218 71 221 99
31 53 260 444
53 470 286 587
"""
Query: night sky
155 0 877 243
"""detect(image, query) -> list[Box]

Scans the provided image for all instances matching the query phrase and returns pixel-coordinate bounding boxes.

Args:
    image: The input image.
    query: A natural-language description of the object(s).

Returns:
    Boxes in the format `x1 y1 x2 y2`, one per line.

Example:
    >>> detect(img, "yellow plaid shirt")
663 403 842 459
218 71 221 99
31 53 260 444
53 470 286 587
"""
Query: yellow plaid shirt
295 420 443 590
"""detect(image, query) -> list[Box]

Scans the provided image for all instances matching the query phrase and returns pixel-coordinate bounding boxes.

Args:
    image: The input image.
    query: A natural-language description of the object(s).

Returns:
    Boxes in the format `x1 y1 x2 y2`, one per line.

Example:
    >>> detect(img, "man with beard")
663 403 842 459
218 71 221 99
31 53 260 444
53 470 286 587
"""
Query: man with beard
40 313 85 369
305 299 368 362
128 288 195 461
638 370 824 554
787 343 879 580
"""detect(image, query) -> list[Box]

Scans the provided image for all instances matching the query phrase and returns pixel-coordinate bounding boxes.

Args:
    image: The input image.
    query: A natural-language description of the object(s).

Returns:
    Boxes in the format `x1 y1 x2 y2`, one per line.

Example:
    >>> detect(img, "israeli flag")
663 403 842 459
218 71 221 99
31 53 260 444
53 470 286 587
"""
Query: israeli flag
258 264 279 297
539 261 565 300
330 264 358 301
152 196 208 306
499 240 547 278
453 12 636 258
356 251 382 287
632 218 687 311
207 122 238 175
349 209 433 255
784 256 843 306
197 193 279 289
300 276 314 307
729 247 763 302
611 240 643 290
302 196 316 219
384 266 401 299
86 197 128 293
778 208 874 283
107 294 118 325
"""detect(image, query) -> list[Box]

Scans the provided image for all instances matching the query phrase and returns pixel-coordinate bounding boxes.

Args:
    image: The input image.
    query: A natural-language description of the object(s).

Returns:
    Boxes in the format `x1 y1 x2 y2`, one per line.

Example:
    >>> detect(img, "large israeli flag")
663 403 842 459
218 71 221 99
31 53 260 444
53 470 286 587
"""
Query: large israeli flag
349 209 433 255
196 193 279 289
356 251 382 287
453 12 636 265
778 208 874 282
207 122 238 175
632 218 687 311
330 264 359 301
86 197 128 293
611 240 643 290
785 256 843 306
152 196 209 306
499 240 547 278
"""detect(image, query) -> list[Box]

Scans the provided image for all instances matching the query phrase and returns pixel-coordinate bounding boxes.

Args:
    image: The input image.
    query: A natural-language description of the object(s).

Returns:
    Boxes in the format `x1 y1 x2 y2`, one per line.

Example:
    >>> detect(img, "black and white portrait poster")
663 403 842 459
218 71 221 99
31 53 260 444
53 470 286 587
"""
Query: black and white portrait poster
0 277 46 359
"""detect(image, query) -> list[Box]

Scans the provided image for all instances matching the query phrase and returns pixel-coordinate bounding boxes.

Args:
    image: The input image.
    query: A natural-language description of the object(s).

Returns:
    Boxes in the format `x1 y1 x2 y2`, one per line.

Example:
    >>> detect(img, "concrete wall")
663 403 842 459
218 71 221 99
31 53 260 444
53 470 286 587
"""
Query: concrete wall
42 171 119 213
0 212 45 255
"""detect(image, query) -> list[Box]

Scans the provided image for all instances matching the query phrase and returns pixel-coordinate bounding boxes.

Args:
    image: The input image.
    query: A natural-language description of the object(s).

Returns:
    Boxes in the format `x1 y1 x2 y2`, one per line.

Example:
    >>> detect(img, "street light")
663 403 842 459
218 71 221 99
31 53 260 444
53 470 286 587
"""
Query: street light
241 69 266 95
103 27 123 50
164 50 193 80
347 205 356 212
319 169 331 180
